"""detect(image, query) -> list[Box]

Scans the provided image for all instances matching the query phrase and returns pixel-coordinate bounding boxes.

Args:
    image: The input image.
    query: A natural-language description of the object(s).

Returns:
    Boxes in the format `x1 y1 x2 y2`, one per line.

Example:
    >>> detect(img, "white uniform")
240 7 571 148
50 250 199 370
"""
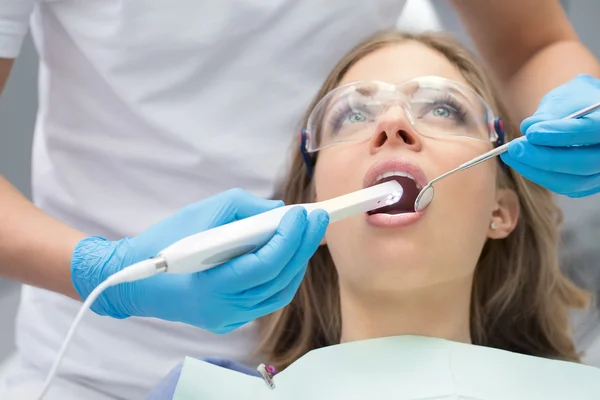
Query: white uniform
0 1 437 398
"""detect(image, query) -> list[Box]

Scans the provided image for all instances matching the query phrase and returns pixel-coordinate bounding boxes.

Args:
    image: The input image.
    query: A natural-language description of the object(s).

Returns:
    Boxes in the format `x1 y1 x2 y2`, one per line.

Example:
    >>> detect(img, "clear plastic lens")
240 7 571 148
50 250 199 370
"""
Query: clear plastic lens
306 77 496 152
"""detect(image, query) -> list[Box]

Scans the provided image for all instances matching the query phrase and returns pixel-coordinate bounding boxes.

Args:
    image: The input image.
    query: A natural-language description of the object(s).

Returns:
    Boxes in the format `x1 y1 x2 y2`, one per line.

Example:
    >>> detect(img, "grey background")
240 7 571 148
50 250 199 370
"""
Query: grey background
0 0 599 370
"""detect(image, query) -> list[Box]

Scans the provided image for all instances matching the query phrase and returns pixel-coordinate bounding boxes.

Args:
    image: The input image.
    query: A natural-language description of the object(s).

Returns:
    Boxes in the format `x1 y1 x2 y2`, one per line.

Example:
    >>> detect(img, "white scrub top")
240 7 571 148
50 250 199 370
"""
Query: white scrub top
0 1 429 399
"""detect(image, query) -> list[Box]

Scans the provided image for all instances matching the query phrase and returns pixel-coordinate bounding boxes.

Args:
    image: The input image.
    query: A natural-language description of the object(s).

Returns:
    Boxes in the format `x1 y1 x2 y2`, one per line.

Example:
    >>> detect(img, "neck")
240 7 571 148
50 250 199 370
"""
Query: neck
339 274 473 344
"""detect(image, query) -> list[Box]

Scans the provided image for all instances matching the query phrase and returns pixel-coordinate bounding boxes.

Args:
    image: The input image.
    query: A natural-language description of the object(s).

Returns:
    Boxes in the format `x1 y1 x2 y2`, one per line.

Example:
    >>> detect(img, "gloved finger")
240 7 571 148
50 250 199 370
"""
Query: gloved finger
245 263 308 318
129 191 285 261
521 101 595 134
505 140 600 176
522 118 600 147
240 209 329 305
211 188 285 222
205 207 308 291
520 74 600 132
500 154 600 196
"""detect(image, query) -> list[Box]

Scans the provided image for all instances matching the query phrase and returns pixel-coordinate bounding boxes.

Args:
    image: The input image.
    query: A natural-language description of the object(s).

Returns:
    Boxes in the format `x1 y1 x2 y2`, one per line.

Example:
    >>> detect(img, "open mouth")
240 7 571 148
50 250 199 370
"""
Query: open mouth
367 171 422 215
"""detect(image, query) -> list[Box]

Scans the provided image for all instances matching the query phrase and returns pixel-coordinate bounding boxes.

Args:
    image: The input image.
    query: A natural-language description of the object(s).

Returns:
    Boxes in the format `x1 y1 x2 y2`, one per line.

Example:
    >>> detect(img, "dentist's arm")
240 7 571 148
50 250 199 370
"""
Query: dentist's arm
0 176 86 298
0 58 13 94
0 3 83 296
451 0 600 122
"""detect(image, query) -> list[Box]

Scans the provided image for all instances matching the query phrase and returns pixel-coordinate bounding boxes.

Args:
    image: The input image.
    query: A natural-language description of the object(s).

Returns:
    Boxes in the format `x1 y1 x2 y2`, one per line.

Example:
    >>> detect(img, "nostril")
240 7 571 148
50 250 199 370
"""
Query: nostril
397 130 414 145
374 133 387 148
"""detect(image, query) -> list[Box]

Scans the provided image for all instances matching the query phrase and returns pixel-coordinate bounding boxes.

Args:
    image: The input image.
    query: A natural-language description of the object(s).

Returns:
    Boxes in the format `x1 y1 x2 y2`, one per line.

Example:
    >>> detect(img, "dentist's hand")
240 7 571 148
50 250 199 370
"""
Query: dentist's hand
71 188 329 334
500 74 600 197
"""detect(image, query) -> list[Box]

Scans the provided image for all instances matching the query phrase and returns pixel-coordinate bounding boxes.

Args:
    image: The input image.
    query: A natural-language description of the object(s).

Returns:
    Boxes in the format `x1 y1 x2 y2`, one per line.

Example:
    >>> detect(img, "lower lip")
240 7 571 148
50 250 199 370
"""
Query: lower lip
366 211 423 228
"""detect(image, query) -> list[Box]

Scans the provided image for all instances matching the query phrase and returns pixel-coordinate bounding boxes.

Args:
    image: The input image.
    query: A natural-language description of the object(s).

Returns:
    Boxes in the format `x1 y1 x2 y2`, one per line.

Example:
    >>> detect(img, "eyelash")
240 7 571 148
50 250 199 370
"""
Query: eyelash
328 104 368 133
427 95 468 124
327 95 469 133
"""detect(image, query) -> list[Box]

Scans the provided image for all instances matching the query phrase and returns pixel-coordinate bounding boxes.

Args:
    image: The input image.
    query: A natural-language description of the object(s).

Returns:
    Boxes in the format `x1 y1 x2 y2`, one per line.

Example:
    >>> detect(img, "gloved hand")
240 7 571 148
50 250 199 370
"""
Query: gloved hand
500 74 600 198
71 188 329 334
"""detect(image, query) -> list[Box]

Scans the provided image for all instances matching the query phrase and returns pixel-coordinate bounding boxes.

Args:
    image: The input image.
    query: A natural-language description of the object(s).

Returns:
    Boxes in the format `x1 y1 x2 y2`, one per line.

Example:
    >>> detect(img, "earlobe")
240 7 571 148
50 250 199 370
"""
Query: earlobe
488 189 520 239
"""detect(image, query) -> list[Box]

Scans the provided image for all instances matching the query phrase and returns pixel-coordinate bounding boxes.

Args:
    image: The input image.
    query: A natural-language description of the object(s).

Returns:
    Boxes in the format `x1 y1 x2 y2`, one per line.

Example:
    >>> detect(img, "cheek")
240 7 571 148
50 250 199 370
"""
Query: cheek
444 165 497 219
313 149 359 201
432 140 498 210
313 148 365 263
434 170 497 278
428 142 498 256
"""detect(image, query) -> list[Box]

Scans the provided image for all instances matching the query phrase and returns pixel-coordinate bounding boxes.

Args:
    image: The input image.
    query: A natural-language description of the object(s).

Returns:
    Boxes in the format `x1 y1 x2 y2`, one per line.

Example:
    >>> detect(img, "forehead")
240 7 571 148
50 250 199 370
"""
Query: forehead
339 41 471 87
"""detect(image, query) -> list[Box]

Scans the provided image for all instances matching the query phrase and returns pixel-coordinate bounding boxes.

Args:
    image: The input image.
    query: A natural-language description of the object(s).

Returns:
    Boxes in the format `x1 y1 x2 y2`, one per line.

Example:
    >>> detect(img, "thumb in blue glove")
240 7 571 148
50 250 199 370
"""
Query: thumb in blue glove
71 188 329 334
500 74 600 197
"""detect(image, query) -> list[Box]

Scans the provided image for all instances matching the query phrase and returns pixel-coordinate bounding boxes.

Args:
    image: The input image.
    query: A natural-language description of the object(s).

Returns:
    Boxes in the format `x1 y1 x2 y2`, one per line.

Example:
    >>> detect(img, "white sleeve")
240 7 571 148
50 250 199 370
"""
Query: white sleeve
0 0 39 58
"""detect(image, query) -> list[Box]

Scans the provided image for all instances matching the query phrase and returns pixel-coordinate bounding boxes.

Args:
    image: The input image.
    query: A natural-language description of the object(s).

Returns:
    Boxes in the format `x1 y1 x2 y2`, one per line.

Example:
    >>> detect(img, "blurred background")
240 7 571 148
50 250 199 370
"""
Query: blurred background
1 0 599 375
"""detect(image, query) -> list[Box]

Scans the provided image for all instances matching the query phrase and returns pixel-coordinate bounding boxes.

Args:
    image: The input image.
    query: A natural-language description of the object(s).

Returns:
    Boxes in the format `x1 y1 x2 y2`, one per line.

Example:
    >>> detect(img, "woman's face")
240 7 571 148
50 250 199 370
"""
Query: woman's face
313 41 518 294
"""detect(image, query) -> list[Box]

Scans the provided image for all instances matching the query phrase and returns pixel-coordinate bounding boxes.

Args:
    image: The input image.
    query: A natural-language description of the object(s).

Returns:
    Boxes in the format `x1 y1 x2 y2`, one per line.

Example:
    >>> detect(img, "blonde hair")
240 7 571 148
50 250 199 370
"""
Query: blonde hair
257 30 589 369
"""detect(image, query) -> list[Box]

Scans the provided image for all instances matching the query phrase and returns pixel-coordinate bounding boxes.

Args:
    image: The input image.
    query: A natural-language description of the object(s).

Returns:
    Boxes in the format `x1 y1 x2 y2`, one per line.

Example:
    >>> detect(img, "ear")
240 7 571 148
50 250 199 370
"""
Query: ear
488 188 520 239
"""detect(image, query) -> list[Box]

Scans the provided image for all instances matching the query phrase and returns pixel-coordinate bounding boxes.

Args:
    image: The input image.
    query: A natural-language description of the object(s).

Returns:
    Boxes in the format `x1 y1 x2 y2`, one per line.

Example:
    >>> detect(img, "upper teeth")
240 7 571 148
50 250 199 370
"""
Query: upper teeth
373 171 422 189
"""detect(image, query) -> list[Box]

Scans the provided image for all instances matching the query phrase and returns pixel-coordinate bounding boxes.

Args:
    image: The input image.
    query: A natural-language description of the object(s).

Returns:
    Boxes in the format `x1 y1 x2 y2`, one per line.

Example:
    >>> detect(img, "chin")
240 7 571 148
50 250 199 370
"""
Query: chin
357 234 422 268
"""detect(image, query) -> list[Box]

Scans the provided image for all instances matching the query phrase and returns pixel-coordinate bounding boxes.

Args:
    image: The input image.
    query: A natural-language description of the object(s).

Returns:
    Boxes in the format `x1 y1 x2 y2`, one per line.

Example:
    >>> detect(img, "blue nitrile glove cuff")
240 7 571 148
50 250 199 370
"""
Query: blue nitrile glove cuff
71 236 134 319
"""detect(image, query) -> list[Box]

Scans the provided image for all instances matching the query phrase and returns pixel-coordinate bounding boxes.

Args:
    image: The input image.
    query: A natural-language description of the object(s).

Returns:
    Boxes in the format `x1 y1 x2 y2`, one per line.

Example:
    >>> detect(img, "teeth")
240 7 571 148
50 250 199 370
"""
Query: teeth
373 171 422 189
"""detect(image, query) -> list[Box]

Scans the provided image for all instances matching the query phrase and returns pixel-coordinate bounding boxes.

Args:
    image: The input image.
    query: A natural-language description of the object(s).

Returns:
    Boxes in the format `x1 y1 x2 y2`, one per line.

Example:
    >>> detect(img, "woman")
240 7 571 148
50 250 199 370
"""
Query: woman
149 30 591 398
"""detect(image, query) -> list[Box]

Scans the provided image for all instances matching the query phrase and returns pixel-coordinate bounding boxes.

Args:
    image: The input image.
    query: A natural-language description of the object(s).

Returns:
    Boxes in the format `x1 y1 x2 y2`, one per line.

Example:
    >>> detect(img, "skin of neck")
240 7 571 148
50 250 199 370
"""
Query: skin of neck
338 272 474 345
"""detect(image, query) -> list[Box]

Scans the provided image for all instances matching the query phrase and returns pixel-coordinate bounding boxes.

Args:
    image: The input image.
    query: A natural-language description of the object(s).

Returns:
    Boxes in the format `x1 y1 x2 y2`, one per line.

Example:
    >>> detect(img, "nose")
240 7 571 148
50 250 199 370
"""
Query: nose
369 106 423 153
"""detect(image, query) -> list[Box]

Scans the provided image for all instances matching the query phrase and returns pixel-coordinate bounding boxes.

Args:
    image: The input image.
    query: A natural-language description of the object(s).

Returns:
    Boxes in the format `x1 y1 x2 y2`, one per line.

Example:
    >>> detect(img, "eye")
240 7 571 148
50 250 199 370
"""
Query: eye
345 112 366 124
431 106 452 118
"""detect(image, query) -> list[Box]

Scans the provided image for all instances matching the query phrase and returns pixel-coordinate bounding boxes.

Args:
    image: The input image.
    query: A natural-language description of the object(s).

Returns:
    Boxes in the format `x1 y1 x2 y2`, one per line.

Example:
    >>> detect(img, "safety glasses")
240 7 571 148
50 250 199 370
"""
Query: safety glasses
300 76 505 177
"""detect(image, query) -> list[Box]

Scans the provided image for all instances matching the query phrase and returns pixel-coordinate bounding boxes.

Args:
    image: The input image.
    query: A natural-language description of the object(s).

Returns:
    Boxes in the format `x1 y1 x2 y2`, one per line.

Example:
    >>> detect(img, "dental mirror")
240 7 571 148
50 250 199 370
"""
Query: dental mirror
414 100 600 213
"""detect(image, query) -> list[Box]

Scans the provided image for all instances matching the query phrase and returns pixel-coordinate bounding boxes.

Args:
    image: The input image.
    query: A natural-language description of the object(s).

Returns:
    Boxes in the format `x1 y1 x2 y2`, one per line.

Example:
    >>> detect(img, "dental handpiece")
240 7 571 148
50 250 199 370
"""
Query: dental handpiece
156 180 403 274
413 100 600 212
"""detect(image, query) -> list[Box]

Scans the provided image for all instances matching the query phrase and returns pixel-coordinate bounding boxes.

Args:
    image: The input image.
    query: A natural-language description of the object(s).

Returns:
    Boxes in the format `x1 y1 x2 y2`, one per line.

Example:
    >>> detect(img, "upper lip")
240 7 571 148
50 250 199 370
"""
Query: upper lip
363 158 429 189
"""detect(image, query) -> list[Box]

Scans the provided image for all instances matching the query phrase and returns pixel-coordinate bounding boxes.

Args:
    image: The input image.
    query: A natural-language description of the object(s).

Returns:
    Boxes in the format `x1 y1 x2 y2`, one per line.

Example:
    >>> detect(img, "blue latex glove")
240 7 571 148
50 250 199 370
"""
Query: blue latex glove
146 357 260 400
71 188 329 334
500 74 600 198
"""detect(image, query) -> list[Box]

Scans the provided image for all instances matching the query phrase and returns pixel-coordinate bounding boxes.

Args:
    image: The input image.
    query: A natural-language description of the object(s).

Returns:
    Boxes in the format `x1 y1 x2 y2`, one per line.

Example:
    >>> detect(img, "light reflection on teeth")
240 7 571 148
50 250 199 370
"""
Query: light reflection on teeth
373 170 422 189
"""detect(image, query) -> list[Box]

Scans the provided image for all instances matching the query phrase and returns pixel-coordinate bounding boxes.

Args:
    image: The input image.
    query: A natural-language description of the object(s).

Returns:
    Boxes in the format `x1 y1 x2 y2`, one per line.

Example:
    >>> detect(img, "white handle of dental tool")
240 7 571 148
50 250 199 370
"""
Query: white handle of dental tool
158 180 403 274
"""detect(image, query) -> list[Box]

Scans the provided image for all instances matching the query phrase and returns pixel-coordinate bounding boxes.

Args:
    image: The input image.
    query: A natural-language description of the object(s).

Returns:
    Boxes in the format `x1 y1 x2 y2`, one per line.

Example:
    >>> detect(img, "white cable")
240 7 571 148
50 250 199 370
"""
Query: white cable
35 258 165 400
